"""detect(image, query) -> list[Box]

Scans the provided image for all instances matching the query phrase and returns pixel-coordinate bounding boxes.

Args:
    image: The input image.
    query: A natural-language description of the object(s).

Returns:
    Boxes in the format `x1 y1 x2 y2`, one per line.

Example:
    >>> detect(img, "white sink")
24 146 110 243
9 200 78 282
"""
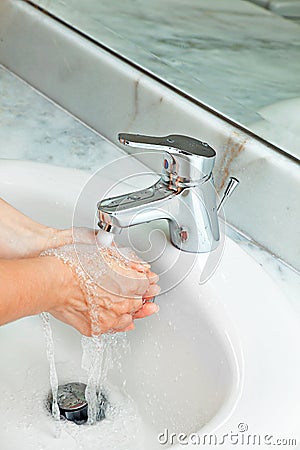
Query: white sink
0 160 299 450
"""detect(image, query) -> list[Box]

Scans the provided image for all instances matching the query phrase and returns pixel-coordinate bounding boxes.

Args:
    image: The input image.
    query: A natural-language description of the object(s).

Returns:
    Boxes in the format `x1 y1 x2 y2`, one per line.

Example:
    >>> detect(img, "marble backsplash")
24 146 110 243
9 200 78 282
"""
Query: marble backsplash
0 0 299 272
29 0 300 160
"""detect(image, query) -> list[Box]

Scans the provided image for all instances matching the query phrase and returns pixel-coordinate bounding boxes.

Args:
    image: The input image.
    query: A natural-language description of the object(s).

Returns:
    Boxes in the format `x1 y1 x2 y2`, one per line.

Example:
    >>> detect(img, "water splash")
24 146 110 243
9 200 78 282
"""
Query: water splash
41 242 133 425
81 333 129 424
40 313 59 421
40 312 63 440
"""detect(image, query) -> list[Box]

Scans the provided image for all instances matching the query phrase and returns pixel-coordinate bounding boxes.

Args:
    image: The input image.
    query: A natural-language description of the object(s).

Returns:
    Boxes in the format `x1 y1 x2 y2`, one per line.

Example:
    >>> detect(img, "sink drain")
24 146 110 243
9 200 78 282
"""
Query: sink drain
47 382 107 425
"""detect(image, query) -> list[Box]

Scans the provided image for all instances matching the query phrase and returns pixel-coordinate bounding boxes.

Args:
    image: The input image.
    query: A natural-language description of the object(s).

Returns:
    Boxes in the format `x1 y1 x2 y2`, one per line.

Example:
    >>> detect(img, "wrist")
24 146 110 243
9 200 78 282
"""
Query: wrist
40 255 83 315
0 256 72 325
39 228 73 255
23 256 70 315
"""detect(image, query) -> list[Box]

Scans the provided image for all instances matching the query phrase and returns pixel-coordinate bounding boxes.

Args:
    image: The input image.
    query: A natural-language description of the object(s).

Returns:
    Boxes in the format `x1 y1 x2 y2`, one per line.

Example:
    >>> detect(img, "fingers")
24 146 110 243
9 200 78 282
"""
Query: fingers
84 299 159 334
131 261 151 273
118 297 144 314
126 251 150 273
117 301 159 332
147 271 159 284
86 244 160 330
133 302 159 319
123 322 135 332
114 313 133 331
143 284 161 301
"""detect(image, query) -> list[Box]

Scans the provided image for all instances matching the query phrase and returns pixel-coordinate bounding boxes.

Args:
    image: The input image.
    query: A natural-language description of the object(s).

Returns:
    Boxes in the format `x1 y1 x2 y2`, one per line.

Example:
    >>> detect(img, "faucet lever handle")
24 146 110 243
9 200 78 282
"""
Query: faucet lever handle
217 177 240 212
118 133 216 159
118 132 217 185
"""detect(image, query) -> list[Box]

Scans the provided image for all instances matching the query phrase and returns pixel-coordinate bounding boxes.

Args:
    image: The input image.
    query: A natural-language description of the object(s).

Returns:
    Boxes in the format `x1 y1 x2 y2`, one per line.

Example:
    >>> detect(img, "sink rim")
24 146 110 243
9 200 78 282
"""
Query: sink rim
0 159 299 446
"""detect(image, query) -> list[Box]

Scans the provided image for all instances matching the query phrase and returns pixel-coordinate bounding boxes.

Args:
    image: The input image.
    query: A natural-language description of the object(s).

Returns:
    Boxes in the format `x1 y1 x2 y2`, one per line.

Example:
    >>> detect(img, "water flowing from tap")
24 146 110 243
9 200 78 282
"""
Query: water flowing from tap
40 239 131 426
40 312 61 437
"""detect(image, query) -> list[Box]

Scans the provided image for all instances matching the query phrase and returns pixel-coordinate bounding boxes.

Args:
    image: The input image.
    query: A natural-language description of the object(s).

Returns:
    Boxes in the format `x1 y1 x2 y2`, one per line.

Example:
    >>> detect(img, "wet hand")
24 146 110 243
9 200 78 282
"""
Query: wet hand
44 245 160 336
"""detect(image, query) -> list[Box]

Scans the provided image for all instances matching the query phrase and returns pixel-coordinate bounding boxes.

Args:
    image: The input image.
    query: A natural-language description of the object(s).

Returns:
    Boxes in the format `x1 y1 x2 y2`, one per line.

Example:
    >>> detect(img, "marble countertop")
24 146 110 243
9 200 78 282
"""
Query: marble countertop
0 64 299 315
30 0 300 159
0 66 124 171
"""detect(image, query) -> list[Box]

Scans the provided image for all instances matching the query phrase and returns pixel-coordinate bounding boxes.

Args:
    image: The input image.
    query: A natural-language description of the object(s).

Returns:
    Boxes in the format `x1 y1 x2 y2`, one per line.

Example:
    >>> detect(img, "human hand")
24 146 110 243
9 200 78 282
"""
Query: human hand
0 197 95 259
43 244 160 336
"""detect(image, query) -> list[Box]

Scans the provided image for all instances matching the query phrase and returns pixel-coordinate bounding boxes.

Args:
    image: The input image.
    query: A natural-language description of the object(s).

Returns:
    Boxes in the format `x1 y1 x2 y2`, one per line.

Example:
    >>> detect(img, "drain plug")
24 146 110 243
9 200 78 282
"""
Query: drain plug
47 382 107 425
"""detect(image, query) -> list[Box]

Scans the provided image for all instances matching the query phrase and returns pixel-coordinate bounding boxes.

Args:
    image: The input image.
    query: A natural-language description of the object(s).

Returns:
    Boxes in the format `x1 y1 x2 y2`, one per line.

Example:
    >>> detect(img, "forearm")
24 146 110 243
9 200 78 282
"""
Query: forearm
0 247 160 335
0 256 64 325
0 197 72 259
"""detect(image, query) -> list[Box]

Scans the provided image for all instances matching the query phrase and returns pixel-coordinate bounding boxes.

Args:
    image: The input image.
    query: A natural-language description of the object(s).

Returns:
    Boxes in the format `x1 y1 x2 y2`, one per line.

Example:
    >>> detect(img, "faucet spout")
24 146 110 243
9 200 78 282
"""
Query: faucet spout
98 180 177 233
97 133 239 253
98 177 219 253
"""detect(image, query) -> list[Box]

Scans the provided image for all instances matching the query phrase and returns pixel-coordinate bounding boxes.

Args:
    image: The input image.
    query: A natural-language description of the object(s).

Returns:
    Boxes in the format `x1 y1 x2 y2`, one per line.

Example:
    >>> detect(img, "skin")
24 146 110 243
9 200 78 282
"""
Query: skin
0 198 74 259
0 198 160 335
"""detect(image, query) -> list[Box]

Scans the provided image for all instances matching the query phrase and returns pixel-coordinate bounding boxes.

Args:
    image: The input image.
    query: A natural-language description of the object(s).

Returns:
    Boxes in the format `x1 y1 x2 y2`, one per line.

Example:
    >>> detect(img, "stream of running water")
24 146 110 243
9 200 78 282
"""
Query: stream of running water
40 239 145 448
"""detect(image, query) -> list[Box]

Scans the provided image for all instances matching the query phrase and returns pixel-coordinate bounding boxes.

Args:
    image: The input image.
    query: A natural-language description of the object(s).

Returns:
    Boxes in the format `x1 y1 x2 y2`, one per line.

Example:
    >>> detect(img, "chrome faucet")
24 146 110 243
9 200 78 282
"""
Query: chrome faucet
97 133 239 253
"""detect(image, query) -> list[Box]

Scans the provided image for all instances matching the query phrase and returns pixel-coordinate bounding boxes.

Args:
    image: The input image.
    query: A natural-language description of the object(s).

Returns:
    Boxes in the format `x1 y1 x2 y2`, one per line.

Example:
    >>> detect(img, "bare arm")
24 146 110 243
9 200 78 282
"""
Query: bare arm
0 256 70 324
0 197 160 334
0 197 73 259
0 256 159 335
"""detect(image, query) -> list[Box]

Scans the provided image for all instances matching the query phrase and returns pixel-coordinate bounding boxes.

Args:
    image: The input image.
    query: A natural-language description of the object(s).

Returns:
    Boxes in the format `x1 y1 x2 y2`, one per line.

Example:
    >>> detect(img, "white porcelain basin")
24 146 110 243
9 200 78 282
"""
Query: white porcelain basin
0 160 299 450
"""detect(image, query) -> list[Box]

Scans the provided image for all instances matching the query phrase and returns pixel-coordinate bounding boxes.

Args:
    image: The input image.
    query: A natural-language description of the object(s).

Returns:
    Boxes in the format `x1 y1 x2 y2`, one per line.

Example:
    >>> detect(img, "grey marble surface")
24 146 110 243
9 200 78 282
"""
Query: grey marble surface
0 65 299 315
30 0 300 159
0 66 124 171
